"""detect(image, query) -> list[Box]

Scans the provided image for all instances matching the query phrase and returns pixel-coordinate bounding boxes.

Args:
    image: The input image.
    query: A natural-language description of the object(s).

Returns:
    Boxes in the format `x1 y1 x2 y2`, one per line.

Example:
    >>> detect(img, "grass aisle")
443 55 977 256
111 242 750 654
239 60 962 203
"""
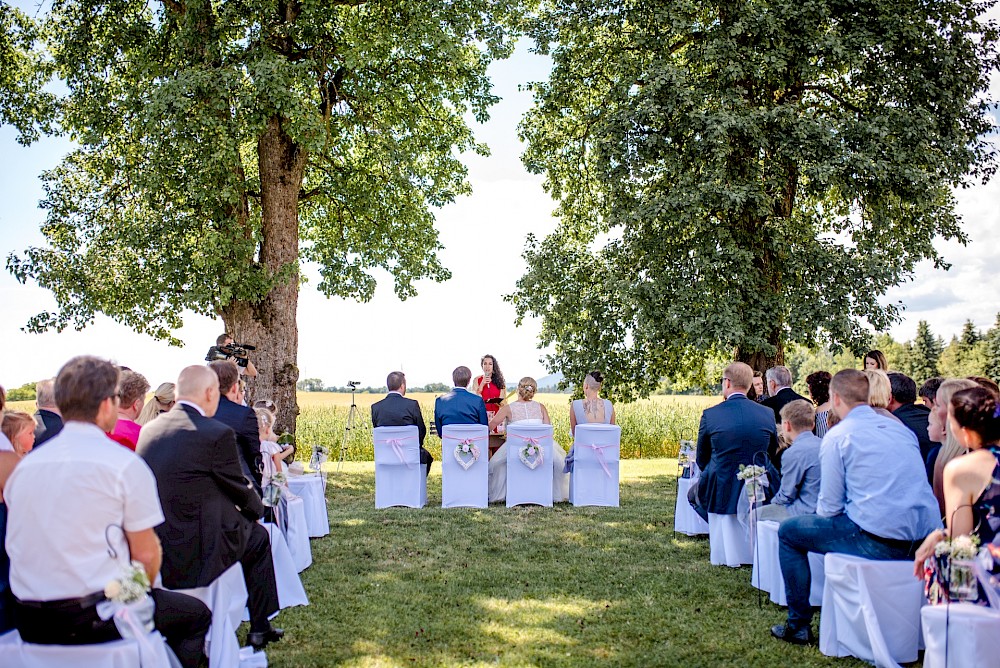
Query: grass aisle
262 460 871 667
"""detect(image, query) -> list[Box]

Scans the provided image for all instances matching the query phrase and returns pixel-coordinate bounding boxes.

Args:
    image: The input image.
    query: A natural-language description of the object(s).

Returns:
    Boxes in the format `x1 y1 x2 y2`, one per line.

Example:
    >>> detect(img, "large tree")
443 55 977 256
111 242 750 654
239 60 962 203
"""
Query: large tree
510 0 998 399
3 0 517 431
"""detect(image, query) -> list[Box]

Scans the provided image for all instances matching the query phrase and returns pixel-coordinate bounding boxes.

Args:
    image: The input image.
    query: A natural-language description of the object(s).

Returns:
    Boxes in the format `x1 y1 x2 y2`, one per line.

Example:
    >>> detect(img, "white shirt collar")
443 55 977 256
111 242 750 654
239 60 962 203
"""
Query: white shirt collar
177 400 206 417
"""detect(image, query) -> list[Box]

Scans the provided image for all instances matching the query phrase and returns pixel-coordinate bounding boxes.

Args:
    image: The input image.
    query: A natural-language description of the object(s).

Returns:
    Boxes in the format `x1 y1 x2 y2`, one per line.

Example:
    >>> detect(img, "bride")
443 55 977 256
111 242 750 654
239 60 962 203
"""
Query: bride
487 377 569 503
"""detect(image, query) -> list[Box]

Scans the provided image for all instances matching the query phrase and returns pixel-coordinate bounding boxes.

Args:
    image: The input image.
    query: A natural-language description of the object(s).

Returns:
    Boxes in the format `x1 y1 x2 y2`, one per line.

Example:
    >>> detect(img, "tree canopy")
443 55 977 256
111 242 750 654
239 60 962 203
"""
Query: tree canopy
510 0 999 399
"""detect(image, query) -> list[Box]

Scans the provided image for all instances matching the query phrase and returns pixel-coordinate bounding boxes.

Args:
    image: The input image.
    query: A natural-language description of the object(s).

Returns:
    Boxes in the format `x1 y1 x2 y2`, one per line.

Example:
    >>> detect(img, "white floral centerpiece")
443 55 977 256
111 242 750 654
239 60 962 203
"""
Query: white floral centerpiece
97 561 154 637
925 534 981 604
737 463 769 505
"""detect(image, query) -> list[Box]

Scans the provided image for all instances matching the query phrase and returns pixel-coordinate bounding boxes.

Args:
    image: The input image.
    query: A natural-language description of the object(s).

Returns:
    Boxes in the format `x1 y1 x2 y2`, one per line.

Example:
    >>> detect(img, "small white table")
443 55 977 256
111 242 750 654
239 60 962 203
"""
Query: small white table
288 473 329 537
674 476 709 536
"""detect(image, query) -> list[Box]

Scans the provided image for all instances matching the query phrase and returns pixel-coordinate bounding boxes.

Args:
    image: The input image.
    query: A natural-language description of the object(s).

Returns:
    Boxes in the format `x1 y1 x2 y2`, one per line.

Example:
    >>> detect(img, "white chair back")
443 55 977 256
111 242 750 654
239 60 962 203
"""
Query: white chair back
0 628 178 668
505 424 554 507
569 424 621 507
174 562 248 668
373 425 426 508
440 424 489 508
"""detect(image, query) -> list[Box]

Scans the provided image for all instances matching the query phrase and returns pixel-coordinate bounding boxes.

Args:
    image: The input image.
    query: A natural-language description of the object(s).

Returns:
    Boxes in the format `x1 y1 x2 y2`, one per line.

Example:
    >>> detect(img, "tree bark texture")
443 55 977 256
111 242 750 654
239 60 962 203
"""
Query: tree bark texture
221 116 307 434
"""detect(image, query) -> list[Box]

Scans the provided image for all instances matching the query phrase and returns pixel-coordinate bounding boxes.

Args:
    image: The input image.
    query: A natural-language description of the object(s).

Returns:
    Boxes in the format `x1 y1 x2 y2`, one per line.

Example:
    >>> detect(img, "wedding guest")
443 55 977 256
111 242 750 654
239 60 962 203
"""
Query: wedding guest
253 398 278 414
6 356 210 666
689 362 777 525
805 371 832 438
758 400 821 522
135 382 176 426
138 364 281 651
864 369 903 423
864 349 889 371
32 378 63 447
474 354 507 456
0 450 18 633
888 372 934 461
371 371 431 477
110 368 149 450
968 375 1000 399
749 372 768 402
0 386 11 454
762 366 807 469
487 377 568 503
930 378 978 515
913 386 1000 579
565 371 616 472
434 367 488 436
771 369 941 645
256 408 294 481
210 360 263 493
919 377 944 411
1 412 35 458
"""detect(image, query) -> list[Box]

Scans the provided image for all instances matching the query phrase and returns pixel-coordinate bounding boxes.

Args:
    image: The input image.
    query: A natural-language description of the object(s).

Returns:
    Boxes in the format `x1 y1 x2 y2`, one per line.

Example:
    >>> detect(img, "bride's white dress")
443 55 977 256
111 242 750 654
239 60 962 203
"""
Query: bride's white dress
488 400 569 503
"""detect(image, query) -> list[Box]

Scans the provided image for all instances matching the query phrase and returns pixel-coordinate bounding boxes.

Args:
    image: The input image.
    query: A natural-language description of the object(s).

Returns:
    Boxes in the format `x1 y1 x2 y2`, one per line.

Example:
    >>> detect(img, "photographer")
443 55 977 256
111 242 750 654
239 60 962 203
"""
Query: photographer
207 333 258 378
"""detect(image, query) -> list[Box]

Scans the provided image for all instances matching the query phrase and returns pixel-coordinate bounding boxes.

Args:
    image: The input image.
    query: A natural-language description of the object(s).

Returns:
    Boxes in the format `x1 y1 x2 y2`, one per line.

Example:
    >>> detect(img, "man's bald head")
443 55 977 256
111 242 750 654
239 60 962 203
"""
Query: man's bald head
176 365 221 417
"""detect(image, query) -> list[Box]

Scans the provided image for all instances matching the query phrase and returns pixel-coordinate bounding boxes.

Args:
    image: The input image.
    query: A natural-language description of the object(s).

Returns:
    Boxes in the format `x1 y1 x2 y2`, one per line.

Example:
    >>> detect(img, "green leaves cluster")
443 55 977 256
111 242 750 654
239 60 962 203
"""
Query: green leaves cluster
510 0 999 400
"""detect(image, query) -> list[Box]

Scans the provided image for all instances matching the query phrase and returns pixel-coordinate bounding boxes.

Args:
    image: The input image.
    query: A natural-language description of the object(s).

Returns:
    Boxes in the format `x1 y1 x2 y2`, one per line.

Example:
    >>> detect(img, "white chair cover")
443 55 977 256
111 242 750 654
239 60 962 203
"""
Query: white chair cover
373 426 426 508
0 628 178 668
819 553 924 667
505 424 554 508
440 424 489 508
174 562 248 668
287 473 329 537
674 476 709 536
261 523 309 611
921 603 1000 668
750 519 824 606
708 513 753 567
284 495 312 572
569 424 621 507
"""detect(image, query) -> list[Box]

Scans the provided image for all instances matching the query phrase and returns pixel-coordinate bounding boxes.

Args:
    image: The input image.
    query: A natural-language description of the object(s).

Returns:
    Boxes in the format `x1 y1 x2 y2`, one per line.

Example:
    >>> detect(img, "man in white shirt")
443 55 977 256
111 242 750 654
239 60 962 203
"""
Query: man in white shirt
5 356 210 667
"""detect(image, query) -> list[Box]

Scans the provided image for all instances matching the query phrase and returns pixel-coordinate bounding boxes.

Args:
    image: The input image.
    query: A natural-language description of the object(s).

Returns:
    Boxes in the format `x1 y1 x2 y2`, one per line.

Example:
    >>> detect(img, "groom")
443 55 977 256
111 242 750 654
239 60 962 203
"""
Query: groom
371 371 432 477
434 366 488 437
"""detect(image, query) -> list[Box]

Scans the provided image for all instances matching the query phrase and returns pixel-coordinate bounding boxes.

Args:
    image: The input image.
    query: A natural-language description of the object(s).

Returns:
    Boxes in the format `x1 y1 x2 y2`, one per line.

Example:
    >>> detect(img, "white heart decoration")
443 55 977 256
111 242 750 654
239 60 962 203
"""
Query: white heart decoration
453 446 477 470
519 447 542 470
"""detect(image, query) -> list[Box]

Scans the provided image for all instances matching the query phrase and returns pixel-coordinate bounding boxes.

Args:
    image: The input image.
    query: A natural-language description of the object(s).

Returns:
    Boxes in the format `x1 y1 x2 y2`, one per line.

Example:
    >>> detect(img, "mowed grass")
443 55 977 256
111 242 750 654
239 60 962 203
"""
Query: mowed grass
260 459 870 668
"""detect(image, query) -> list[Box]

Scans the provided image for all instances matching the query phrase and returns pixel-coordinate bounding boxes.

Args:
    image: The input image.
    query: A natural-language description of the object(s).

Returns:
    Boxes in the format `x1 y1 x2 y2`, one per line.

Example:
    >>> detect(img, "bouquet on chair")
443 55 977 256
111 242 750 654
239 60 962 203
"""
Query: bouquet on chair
737 464 769 506
924 534 981 604
97 560 154 637
309 444 329 472
678 440 696 479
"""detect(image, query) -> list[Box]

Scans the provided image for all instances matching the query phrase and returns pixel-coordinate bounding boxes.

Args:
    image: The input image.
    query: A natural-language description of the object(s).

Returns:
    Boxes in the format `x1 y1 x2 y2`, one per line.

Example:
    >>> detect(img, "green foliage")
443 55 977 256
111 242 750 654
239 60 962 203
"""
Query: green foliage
938 321 990 378
0 4 55 144
5 381 36 402
785 345 862 396
985 314 1000 382
908 320 944 384
296 378 325 392
509 0 999 401
4 0 519 340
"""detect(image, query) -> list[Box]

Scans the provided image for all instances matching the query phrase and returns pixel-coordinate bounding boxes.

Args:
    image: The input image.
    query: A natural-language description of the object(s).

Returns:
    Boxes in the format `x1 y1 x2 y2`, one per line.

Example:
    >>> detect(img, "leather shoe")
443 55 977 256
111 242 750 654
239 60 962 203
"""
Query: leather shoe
247 626 284 649
770 623 814 645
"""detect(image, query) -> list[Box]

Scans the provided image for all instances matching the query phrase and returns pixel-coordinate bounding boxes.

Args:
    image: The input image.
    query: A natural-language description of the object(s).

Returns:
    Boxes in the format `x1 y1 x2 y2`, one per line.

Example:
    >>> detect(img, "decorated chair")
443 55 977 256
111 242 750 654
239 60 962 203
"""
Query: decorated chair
440 424 489 508
373 426 426 509
921 603 1000 668
569 424 621 507
750 519 825 606
0 628 178 668
287 472 329 537
173 562 249 668
505 424 554 508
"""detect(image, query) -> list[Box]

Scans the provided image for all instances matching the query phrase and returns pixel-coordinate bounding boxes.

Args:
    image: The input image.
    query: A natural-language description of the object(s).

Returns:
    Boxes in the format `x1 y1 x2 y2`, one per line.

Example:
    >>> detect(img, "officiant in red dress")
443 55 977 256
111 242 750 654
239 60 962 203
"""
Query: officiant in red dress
474 354 507 457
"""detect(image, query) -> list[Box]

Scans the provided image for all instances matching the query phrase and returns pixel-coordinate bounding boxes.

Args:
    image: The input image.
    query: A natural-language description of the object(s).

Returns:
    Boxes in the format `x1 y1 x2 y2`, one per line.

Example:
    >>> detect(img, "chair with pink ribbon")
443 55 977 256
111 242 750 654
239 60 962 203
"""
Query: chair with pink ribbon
505 424 554 508
569 424 621 507
373 426 426 509
441 424 490 508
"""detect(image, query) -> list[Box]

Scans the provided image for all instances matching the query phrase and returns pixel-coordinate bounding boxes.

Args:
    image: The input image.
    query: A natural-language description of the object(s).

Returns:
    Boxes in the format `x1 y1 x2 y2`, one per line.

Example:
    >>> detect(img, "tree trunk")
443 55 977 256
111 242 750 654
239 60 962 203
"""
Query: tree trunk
734 340 784 374
221 116 307 435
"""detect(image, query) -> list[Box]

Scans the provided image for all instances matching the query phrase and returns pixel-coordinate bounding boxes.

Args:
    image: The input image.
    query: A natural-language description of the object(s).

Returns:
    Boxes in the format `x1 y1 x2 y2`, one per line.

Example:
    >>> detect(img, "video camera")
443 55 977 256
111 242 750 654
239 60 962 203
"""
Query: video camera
205 342 256 368
346 380 361 390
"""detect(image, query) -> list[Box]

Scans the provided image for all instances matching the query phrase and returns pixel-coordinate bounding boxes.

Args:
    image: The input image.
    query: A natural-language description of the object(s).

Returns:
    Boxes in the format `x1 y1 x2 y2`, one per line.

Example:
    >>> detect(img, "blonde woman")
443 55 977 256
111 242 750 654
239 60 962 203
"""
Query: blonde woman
928 378 978 516
487 377 568 503
1 413 35 458
864 369 902 423
135 382 176 426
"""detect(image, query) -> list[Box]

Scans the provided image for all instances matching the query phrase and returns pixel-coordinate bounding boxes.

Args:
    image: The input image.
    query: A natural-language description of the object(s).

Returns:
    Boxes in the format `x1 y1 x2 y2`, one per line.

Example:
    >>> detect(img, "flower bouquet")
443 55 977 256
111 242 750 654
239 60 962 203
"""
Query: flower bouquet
678 440 696 479
309 443 329 472
925 534 981 604
97 561 154 638
262 472 286 508
453 439 481 471
737 464 769 505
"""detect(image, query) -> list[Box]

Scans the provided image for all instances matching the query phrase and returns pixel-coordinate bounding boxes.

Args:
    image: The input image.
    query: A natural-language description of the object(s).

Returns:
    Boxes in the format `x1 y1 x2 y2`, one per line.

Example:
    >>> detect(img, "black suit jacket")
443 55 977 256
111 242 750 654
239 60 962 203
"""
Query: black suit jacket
371 393 427 446
32 409 63 448
213 395 263 491
893 402 934 461
761 387 809 424
137 404 266 589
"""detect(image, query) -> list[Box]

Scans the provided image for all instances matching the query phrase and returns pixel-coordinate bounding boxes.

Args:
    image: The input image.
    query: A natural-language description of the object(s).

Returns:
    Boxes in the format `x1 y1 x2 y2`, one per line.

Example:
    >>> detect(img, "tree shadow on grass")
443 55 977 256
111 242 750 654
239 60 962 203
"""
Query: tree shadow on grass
267 467 869 667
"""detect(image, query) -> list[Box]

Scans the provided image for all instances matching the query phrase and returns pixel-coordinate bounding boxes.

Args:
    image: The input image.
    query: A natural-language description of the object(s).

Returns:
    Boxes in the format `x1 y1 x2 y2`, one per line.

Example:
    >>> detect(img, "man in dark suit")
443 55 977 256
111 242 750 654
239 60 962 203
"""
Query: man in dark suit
690 362 778 524
209 360 263 493
761 366 808 469
434 366 488 436
372 371 432 477
888 372 934 461
32 378 63 448
137 365 283 651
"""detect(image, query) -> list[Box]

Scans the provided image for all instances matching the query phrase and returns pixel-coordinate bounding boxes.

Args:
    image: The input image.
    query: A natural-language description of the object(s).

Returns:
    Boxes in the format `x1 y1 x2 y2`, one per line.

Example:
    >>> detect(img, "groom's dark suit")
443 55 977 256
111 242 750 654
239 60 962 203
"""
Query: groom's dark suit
372 392 432 476
434 388 488 436
136 403 279 630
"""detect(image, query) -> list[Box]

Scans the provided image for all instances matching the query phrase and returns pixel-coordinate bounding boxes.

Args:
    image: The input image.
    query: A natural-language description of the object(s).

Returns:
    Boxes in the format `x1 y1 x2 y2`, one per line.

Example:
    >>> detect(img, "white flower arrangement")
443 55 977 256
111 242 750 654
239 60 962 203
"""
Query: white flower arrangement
104 561 150 604
935 533 981 560
737 464 767 481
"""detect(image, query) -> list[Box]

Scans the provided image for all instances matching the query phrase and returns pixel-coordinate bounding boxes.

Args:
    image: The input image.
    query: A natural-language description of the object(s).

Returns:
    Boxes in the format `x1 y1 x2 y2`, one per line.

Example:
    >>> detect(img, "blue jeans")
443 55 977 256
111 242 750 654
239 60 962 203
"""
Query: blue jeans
778 513 917 627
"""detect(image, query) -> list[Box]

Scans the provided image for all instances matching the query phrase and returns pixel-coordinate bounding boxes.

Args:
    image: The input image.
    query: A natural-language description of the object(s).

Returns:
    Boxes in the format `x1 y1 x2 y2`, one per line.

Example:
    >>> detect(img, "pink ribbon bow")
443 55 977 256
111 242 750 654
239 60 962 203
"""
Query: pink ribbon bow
376 437 416 468
516 435 545 467
579 443 616 478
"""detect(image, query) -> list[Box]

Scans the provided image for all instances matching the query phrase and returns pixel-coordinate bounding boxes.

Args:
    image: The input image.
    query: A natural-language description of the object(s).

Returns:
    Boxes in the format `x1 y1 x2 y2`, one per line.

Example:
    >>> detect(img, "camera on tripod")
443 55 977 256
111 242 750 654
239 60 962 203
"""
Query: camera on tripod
206 342 256 368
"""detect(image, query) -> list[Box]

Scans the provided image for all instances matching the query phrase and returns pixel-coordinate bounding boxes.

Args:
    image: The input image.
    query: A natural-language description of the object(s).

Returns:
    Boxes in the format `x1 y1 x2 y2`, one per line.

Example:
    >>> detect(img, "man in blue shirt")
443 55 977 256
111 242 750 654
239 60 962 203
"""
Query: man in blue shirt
771 369 942 645
758 400 821 522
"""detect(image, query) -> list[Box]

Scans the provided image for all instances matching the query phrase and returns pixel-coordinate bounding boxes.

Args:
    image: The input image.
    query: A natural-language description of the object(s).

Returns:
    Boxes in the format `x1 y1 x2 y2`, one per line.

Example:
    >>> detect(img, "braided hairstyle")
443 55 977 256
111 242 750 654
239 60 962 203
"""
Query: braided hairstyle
950 386 1000 444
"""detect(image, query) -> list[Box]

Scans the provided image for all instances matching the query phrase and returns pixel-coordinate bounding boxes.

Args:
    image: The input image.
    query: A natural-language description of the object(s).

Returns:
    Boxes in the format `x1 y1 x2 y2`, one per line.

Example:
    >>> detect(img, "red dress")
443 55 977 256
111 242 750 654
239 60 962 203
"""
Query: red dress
476 376 502 431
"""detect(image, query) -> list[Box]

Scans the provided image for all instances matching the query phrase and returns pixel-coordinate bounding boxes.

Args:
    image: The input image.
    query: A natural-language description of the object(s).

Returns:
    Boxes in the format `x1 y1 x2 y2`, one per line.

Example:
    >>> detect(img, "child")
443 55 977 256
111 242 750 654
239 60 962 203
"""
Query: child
255 407 294 483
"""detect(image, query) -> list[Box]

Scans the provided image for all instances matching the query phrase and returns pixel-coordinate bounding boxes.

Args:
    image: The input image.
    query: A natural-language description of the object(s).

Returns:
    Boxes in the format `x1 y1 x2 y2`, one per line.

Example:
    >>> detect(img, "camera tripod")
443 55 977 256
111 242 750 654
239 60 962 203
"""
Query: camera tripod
337 384 360 471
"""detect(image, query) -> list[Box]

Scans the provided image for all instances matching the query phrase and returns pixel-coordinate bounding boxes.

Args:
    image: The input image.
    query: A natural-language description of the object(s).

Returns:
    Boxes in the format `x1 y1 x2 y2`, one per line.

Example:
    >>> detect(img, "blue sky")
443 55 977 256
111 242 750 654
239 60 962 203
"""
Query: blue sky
2 10 1000 390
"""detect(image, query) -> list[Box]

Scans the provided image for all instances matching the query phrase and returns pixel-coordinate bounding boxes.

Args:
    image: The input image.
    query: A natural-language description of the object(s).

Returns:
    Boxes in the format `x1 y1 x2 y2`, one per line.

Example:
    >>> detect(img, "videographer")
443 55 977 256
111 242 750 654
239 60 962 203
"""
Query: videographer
207 333 258 378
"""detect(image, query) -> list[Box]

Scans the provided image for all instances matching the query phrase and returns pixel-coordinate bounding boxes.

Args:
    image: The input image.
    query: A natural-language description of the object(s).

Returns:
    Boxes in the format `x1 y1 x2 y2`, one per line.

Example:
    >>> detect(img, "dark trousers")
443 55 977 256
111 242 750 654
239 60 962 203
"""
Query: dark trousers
778 513 919 628
15 588 210 668
420 446 434 479
245 522 280 632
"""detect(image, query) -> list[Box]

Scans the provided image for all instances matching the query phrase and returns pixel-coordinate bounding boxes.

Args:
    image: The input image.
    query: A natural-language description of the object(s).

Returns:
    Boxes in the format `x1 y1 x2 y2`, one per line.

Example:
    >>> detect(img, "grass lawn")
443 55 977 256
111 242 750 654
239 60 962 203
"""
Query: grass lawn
260 459 872 668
